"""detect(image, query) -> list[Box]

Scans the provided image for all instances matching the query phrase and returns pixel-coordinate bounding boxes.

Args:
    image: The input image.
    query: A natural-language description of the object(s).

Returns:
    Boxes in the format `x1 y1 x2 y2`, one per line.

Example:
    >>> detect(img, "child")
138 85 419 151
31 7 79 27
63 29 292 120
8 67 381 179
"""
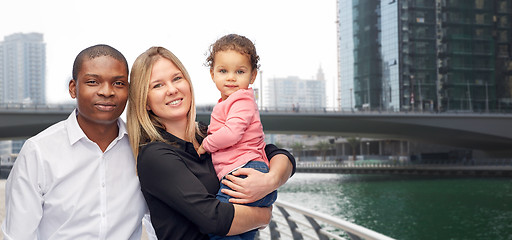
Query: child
197 34 277 240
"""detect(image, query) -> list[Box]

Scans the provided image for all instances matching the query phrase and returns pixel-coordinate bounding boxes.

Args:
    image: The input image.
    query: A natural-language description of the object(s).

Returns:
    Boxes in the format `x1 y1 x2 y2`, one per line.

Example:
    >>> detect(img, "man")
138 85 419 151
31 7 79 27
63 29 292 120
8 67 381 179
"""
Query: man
2 44 154 239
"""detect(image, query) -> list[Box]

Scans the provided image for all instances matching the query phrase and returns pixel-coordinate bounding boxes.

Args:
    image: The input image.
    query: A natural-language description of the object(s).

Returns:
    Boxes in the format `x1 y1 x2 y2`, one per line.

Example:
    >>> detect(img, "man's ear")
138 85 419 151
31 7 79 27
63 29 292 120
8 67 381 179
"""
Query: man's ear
69 79 77 99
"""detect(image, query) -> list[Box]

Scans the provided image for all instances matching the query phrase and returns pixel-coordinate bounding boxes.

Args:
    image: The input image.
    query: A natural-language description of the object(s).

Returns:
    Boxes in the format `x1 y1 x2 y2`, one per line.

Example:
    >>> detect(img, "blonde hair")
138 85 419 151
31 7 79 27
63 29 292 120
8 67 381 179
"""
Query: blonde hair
127 46 199 158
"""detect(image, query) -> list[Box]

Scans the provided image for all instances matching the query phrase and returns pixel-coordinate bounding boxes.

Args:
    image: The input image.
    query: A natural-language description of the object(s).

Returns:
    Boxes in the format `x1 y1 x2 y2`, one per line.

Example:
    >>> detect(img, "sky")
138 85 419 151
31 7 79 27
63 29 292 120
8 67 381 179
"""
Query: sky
1 0 338 106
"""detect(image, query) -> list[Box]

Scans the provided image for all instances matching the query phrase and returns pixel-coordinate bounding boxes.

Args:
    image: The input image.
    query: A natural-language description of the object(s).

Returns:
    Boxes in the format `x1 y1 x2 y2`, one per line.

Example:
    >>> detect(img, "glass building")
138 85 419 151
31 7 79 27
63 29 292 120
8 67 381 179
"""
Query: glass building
338 0 512 112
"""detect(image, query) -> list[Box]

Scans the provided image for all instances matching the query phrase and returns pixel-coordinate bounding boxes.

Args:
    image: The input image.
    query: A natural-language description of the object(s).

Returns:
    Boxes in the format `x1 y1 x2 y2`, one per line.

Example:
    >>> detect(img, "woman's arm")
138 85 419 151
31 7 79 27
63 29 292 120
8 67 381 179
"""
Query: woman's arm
227 205 272 235
221 144 296 204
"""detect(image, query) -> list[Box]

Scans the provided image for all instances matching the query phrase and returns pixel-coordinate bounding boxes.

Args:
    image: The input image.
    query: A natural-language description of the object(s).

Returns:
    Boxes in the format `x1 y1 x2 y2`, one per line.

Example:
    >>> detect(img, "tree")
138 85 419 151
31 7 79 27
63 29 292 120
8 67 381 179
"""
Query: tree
314 141 331 161
346 137 361 161
290 142 304 161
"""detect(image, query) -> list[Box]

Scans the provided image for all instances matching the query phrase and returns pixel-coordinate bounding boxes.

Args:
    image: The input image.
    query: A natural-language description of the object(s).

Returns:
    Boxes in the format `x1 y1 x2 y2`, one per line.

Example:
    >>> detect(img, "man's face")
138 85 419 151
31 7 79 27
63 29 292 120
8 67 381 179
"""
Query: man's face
69 55 129 126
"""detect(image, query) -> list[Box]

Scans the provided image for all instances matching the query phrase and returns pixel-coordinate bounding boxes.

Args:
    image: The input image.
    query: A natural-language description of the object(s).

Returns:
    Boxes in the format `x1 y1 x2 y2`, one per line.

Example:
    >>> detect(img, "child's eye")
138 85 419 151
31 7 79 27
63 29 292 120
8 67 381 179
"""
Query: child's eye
236 70 245 74
173 76 183 82
219 69 227 73
152 83 162 88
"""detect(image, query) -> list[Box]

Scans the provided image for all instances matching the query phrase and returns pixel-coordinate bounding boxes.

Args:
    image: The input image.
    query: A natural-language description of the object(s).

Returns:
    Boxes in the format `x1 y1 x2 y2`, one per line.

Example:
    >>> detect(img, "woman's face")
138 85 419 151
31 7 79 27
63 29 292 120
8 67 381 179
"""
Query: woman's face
146 57 192 125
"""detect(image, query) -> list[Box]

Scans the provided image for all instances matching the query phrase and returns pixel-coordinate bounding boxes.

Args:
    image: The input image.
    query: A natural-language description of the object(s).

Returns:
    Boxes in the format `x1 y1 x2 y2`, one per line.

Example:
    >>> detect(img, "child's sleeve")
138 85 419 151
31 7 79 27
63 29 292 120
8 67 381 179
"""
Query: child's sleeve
202 94 255 153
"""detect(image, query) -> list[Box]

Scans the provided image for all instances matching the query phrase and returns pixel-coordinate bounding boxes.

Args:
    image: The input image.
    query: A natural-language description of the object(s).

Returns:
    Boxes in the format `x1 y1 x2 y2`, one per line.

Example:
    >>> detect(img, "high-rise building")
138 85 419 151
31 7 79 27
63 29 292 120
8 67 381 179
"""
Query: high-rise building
0 32 46 104
338 0 512 112
265 66 326 110
0 32 45 157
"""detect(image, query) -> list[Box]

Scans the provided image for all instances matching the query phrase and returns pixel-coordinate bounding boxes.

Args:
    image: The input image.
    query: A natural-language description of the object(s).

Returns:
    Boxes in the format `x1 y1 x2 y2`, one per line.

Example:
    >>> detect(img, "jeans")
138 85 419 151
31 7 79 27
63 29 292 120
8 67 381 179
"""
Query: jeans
210 160 278 240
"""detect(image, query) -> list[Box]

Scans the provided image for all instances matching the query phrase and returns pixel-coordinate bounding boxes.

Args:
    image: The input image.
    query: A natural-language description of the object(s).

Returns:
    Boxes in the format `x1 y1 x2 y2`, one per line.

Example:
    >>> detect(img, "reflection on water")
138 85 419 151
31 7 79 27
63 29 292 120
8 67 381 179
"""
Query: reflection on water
277 173 512 240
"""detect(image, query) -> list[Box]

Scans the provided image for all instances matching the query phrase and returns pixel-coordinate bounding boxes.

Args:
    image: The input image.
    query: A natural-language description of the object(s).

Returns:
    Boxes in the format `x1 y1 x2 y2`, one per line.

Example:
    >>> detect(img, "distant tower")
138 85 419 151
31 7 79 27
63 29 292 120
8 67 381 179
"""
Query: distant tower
0 32 46 156
266 71 326 110
0 32 46 104
317 65 325 82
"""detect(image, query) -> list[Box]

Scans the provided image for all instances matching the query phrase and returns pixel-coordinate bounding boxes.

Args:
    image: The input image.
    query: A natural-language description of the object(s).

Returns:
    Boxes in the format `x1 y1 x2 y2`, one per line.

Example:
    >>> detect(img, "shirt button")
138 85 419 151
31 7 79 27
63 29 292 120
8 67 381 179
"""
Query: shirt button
102 182 105 188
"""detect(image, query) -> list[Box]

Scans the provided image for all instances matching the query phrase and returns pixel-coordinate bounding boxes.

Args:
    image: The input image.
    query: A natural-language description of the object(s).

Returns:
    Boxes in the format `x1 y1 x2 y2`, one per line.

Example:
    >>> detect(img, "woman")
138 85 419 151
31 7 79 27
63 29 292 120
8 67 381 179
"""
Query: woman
127 46 295 239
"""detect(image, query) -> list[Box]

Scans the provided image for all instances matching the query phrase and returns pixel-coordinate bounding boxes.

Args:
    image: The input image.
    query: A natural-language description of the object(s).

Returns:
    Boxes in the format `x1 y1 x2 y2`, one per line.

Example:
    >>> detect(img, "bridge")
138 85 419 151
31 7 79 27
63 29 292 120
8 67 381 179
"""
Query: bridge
2 104 512 153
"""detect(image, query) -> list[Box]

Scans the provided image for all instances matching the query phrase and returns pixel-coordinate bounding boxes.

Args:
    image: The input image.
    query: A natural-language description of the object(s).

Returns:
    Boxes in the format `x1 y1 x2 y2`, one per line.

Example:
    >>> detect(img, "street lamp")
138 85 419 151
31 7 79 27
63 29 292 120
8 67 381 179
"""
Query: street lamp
259 70 263 108
349 88 353 110
410 75 415 111
485 81 489 113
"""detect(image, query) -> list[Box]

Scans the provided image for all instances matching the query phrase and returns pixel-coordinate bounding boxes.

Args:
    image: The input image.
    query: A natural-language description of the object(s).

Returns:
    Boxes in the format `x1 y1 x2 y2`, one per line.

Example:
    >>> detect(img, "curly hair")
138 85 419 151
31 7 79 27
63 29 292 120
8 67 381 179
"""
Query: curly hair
206 34 260 71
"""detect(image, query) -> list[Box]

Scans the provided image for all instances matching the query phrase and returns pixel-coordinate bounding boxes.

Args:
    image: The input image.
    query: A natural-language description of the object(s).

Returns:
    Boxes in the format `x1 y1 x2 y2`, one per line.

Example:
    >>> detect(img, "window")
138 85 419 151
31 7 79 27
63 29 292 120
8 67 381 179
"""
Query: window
500 31 509 42
475 14 485 24
475 0 485 9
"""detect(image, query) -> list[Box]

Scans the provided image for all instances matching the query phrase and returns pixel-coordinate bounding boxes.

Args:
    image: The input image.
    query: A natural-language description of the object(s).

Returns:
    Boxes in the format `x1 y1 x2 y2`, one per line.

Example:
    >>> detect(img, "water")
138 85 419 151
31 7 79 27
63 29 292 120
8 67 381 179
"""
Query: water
277 173 512 240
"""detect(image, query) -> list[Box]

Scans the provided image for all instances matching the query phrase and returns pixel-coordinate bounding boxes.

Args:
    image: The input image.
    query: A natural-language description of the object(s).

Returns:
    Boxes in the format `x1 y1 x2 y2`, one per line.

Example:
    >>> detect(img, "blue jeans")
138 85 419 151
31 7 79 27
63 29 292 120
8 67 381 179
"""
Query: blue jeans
210 161 278 240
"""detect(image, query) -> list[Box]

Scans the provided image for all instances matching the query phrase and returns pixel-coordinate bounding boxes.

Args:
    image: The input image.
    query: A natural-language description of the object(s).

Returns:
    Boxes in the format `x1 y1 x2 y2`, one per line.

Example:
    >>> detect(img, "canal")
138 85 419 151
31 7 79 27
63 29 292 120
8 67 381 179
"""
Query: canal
277 173 512 240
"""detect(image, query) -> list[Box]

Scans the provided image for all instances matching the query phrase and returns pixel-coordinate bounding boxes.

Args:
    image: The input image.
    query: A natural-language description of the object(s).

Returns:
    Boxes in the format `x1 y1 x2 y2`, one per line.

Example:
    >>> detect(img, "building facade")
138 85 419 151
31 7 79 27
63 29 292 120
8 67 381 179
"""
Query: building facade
265 67 327 110
0 32 46 157
338 0 512 112
0 32 46 104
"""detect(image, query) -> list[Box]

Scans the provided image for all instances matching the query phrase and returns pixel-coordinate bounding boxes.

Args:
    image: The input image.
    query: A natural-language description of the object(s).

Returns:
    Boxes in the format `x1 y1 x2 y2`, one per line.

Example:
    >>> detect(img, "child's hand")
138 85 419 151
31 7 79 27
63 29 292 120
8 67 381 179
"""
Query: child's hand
197 145 206 155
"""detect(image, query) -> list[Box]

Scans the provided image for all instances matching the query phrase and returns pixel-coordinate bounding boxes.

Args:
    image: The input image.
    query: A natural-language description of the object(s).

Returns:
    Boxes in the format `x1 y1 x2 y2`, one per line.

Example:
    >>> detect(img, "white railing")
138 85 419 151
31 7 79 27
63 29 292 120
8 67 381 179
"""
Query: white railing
258 200 395 240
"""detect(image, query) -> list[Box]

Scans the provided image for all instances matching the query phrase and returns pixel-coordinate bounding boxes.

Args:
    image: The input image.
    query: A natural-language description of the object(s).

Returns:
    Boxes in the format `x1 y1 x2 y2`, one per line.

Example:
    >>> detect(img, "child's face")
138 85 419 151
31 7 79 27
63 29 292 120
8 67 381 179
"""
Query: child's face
210 50 257 101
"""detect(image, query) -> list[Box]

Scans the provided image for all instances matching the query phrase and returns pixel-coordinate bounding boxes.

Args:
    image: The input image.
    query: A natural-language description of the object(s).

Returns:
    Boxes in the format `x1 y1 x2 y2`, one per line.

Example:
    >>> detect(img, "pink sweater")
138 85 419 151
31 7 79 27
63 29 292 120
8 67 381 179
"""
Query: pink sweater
202 88 268 180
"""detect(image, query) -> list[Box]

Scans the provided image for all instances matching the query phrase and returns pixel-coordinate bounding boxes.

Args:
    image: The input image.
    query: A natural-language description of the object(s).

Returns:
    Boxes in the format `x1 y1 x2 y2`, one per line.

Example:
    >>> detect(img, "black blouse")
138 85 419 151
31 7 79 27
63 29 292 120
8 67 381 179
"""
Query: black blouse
137 128 295 240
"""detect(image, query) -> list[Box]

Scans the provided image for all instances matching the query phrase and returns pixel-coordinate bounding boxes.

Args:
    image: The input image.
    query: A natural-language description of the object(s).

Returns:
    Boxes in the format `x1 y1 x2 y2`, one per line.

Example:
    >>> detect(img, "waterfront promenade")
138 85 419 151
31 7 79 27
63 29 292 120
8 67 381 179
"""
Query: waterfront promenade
296 161 512 177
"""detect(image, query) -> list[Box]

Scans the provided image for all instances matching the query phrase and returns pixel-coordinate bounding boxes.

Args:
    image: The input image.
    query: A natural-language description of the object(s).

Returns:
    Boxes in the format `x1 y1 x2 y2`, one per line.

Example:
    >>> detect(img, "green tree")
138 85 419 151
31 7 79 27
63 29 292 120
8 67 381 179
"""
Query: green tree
314 141 331 161
346 137 360 161
290 142 304 160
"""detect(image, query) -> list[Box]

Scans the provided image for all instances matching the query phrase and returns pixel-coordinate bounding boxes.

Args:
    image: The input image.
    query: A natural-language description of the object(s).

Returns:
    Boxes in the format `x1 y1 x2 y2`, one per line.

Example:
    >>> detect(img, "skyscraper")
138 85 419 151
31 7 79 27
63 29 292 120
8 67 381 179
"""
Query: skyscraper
0 32 46 157
265 66 326 110
0 32 46 104
338 0 512 112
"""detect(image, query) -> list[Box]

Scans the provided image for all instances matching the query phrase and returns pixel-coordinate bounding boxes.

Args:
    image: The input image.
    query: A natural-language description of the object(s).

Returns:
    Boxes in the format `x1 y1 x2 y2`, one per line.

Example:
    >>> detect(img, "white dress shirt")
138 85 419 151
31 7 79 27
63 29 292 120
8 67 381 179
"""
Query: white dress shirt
2 110 152 240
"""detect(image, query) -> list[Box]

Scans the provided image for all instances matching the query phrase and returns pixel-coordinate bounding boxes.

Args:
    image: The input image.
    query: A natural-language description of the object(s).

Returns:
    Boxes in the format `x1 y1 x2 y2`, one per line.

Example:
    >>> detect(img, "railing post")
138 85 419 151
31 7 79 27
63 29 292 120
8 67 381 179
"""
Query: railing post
304 215 329 240
346 232 363 240
269 220 280 239
277 205 304 240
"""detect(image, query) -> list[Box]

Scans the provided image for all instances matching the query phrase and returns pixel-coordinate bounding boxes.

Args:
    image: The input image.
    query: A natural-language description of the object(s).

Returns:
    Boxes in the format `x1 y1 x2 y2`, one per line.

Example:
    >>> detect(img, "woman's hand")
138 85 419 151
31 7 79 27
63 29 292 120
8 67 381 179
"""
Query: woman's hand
221 167 277 204
221 154 293 204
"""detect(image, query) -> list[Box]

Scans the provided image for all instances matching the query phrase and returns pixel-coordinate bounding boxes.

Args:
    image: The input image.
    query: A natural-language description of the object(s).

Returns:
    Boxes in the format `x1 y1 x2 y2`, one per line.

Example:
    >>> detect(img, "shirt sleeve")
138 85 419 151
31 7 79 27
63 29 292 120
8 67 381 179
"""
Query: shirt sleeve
265 144 297 177
2 140 44 239
137 143 234 236
202 93 255 153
